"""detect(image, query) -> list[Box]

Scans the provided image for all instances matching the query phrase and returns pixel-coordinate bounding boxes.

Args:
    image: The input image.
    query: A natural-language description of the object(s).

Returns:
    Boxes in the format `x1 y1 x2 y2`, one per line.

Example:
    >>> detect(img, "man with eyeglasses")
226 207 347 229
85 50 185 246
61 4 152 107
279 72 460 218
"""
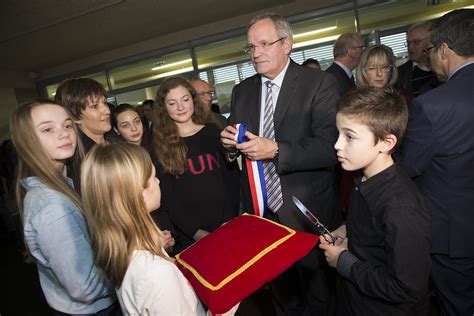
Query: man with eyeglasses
400 9 474 316
190 79 227 130
325 32 364 95
397 21 440 97
221 12 340 316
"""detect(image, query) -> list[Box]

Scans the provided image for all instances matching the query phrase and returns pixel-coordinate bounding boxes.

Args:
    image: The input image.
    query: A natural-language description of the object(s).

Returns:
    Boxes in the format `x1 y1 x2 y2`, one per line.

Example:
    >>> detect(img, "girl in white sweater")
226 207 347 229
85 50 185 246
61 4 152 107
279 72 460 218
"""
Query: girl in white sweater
81 142 217 315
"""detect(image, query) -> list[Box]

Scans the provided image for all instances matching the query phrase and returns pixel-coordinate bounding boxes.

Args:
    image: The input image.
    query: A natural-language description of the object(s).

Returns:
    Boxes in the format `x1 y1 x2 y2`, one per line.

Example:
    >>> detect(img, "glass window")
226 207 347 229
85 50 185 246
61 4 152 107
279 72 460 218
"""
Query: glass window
358 0 470 34
199 71 209 83
46 84 59 99
380 32 408 66
290 51 305 65
45 72 108 99
109 50 193 90
39 0 473 102
288 10 354 70
115 89 148 106
213 64 240 84
110 84 159 107
297 44 335 70
239 61 257 81
198 60 258 115
292 10 354 51
195 35 248 71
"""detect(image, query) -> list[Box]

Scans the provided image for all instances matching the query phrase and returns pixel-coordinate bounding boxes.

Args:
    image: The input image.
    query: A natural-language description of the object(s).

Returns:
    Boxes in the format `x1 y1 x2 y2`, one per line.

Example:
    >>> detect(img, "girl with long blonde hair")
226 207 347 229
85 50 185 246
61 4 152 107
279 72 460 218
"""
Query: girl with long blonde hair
81 142 208 315
10 99 118 315
152 76 240 254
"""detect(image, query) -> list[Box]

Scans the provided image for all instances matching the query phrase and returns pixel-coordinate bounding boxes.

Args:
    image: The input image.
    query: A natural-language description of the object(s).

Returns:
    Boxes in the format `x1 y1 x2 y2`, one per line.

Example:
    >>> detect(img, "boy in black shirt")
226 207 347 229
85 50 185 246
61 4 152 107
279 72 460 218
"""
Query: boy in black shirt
320 88 431 315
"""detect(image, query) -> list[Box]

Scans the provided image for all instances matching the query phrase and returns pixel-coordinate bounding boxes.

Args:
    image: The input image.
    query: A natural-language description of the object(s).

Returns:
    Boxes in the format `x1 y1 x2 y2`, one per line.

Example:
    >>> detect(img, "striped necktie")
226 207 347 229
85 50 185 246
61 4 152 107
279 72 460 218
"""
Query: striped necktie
262 81 283 212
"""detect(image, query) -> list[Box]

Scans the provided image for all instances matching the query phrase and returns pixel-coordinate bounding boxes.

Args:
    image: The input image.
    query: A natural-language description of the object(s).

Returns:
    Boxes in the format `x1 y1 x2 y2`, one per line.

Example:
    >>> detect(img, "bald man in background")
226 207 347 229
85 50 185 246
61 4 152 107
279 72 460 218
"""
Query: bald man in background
191 79 228 130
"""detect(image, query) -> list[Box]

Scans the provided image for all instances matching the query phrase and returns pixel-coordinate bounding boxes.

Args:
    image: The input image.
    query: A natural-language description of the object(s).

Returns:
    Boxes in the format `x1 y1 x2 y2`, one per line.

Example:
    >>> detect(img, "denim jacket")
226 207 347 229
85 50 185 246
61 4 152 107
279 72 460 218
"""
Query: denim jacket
21 176 116 314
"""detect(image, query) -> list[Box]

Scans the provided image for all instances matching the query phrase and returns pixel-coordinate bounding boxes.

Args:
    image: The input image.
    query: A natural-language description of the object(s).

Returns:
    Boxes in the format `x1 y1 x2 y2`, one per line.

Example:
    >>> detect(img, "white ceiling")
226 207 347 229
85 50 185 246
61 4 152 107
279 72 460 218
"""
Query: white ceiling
0 0 295 73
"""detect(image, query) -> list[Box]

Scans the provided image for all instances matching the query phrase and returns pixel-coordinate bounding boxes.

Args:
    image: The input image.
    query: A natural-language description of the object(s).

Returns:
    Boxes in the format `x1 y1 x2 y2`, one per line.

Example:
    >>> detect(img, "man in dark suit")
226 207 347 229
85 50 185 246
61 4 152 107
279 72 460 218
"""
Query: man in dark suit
397 21 440 97
141 99 154 133
325 32 364 95
221 12 340 315
400 9 474 316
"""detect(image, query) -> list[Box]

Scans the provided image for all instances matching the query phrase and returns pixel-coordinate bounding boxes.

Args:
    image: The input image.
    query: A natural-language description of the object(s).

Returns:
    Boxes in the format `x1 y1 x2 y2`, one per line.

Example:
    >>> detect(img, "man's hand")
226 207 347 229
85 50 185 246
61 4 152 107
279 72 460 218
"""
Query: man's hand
236 131 278 161
220 125 238 151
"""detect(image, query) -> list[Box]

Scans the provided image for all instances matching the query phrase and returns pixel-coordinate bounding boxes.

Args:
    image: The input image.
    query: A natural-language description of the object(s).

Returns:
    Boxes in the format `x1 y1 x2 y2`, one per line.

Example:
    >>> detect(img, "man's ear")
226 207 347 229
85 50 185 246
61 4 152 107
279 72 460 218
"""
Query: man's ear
347 47 354 59
440 42 450 60
283 38 293 55
380 134 397 153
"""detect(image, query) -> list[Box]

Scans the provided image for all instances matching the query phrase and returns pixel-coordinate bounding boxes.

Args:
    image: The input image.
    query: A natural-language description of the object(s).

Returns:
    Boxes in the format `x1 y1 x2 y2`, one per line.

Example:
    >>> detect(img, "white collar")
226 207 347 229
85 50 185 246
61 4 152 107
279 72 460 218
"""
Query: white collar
413 61 431 72
261 59 290 88
334 60 353 79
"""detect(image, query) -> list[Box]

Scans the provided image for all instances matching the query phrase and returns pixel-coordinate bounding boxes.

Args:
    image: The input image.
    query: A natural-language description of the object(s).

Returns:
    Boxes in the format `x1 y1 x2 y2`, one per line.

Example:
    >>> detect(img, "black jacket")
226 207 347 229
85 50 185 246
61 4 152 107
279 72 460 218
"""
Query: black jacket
396 60 439 97
325 62 355 95
401 63 474 257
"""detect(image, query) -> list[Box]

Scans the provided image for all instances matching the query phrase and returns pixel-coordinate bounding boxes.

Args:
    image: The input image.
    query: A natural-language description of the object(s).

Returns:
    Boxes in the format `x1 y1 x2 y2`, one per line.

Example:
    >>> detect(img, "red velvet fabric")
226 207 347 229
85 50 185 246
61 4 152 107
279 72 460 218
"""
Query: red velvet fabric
175 213 319 314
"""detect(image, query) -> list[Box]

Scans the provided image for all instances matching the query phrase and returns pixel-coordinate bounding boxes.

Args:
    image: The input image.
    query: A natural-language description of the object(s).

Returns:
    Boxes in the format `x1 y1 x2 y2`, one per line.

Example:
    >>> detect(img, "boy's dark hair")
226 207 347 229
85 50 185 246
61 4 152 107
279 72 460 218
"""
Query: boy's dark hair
431 9 474 57
336 87 408 153
54 78 107 120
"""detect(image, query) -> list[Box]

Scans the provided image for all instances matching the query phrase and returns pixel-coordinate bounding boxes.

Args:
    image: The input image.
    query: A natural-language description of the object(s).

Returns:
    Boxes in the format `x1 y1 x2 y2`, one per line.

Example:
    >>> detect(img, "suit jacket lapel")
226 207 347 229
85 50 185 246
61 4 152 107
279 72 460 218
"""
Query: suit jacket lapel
248 76 262 135
274 61 299 133
337 63 353 87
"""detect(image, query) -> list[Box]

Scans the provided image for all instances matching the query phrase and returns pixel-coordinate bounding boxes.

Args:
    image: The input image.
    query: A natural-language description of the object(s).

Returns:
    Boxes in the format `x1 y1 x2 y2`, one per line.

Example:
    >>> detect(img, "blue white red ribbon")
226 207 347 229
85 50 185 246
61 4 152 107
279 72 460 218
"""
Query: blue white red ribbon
233 124 267 217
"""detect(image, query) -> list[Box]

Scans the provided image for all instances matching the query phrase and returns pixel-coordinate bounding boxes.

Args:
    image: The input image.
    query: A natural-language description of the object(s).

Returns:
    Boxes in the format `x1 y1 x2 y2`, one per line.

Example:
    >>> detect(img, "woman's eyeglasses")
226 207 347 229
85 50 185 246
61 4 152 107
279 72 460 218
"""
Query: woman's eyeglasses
366 65 392 73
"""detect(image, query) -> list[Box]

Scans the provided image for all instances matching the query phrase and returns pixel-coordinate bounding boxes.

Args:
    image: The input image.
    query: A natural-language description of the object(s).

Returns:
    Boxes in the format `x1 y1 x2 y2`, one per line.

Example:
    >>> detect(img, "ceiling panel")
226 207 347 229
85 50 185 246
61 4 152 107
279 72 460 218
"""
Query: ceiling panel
0 0 124 42
0 0 294 72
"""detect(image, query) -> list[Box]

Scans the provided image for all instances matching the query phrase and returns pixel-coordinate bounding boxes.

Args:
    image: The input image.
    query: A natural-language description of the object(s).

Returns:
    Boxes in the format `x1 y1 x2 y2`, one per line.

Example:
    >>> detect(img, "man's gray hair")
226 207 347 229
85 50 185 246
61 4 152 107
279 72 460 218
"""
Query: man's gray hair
408 20 433 34
248 12 293 42
333 32 361 58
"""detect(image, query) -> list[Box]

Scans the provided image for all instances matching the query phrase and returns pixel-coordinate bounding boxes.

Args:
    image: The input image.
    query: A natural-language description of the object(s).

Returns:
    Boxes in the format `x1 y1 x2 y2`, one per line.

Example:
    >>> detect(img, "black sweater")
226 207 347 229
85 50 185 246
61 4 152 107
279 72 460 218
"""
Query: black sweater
153 124 240 253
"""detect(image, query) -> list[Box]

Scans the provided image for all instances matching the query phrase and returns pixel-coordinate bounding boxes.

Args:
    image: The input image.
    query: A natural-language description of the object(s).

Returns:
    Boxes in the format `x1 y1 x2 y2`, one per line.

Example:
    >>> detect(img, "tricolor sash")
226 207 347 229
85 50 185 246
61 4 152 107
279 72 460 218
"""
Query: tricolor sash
233 124 267 217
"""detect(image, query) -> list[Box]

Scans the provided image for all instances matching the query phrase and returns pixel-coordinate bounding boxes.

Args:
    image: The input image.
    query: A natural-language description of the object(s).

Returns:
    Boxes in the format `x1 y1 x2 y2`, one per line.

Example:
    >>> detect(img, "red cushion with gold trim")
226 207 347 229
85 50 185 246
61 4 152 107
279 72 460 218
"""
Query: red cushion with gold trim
175 213 319 314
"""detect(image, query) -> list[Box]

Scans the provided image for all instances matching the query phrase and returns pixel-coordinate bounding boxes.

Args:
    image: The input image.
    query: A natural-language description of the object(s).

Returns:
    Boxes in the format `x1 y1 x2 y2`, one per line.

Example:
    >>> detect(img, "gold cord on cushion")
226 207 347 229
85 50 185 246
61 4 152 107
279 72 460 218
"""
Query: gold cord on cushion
176 213 296 291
